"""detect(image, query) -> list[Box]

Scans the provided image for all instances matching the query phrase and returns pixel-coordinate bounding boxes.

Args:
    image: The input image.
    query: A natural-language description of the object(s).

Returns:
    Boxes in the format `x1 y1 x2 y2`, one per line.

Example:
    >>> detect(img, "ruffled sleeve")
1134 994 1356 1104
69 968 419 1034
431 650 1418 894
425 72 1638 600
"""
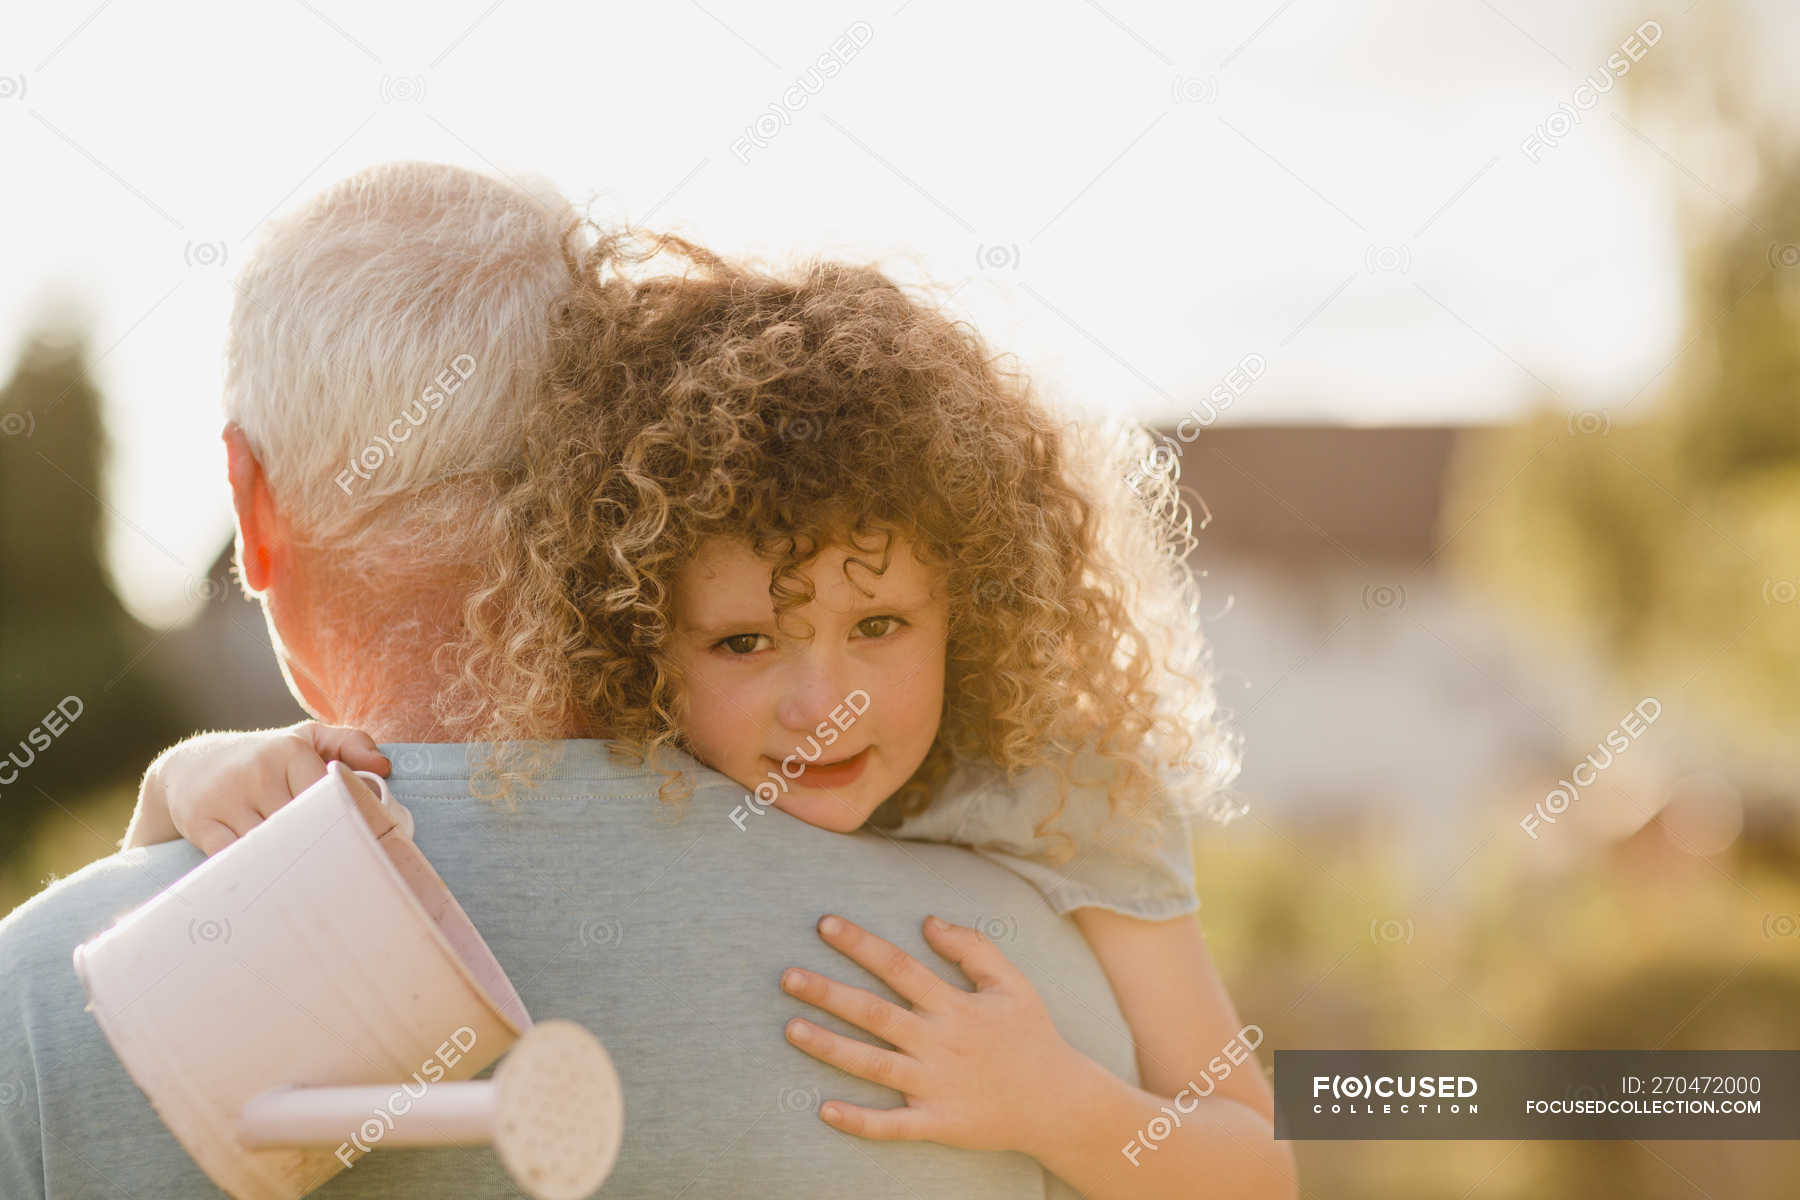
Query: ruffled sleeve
869 750 1201 920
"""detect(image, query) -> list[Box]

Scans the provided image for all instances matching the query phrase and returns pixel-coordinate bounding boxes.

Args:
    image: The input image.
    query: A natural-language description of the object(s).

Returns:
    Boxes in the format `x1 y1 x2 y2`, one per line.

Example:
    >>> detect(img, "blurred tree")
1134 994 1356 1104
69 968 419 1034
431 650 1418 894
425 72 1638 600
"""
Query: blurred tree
1442 10 1800 778
0 327 179 864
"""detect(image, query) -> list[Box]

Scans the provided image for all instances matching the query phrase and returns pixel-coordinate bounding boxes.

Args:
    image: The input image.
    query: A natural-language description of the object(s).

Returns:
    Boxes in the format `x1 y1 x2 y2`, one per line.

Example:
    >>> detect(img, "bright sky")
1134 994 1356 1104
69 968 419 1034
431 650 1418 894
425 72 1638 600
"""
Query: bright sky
0 0 1776 626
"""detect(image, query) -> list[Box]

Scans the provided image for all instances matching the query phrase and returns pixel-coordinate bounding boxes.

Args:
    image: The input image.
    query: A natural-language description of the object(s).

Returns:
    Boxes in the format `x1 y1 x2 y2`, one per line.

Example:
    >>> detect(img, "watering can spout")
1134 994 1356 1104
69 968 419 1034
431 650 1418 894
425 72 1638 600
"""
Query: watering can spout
237 1019 622 1200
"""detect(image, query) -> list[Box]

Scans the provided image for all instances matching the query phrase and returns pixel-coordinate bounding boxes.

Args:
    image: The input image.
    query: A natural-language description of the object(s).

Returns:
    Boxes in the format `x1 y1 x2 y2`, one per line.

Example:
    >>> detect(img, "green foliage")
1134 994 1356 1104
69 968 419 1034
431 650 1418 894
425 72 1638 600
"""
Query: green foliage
0 328 178 863
1442 159 1800 773
1194 824 1800 1198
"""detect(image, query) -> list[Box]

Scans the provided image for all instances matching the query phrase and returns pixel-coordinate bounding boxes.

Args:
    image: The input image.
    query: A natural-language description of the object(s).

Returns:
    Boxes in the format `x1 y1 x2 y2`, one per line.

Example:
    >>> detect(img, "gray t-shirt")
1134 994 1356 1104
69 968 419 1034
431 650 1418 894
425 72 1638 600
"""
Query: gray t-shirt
877 746 1204 920
0 740 1138 1198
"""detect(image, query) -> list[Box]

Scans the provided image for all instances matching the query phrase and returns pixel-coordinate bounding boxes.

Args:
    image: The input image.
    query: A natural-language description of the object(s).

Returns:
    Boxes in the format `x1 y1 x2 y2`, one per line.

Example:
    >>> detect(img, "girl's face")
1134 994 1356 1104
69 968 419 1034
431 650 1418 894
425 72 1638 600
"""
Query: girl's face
670 531 949 832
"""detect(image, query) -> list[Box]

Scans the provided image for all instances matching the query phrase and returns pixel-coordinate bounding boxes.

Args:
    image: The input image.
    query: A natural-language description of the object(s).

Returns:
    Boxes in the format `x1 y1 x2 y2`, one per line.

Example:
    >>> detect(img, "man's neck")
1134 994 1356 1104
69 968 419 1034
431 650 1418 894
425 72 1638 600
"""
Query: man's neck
279 560 603 744
328 698 460 744
291 583 483 744
311 646 598 744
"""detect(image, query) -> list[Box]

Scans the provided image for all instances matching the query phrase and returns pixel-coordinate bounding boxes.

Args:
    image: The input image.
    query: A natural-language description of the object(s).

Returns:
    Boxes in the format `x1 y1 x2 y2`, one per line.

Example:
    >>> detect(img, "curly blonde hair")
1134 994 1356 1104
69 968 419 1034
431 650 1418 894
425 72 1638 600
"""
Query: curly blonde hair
438 226 1242 861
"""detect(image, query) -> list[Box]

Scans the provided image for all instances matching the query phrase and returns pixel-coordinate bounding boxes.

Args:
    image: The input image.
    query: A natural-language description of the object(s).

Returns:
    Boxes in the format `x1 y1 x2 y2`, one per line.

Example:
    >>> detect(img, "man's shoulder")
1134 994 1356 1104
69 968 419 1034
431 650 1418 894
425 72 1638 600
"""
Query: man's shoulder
376 769 1130 1198
0 842 208 1200
0 843 201 984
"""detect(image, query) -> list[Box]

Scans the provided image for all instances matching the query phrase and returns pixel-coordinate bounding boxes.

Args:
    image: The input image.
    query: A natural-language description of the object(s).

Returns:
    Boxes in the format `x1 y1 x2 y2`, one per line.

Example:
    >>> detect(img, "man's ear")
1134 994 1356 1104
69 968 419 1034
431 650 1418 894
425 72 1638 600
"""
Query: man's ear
222 422 280 593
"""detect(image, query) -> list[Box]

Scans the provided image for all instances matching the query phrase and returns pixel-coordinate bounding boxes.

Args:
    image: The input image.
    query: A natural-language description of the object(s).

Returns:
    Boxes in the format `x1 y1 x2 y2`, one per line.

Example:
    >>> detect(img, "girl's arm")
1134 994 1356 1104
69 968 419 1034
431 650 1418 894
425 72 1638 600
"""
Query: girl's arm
1055 906 1295 1196
780 913 1297 1200
124 721 390 853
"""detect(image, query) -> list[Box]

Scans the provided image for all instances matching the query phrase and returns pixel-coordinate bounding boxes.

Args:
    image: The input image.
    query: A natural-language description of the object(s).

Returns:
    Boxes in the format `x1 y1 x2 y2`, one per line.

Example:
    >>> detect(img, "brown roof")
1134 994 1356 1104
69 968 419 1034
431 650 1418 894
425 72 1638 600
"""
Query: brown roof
1154 425 1462 565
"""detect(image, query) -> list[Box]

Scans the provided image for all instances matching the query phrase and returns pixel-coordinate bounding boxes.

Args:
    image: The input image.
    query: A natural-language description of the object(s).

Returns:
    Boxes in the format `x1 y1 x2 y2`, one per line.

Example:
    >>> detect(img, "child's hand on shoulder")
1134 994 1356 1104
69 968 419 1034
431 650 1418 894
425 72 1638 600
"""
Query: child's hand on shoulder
126 721 390 855
778 914 1088 1155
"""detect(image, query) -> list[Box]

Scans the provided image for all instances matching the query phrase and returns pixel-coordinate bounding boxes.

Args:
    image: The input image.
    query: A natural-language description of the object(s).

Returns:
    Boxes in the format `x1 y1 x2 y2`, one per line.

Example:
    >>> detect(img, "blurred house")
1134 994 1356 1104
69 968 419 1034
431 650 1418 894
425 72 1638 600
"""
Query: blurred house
1163 425 1689 879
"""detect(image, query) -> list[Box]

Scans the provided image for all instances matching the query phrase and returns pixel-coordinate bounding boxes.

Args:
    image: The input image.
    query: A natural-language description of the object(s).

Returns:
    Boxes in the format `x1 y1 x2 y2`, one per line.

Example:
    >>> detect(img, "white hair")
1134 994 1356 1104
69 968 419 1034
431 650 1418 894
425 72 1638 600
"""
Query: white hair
224 161 580 566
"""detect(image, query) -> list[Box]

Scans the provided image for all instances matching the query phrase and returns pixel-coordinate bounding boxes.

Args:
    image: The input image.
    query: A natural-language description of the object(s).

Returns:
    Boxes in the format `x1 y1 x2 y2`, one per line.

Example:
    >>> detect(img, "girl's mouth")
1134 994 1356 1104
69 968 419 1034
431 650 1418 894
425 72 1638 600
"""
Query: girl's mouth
776 746 871 789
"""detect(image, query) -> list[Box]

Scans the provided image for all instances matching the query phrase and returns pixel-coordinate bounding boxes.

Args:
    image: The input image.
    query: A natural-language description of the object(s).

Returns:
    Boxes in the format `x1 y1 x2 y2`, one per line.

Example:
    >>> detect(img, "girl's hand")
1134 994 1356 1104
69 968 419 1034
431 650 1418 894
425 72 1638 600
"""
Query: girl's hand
779 913 1088 1155
131 721 390 855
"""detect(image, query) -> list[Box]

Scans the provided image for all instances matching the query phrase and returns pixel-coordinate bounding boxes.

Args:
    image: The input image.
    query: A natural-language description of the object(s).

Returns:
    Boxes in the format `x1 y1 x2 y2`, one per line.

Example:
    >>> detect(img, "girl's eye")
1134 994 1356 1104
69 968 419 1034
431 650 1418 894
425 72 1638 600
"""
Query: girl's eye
716 633 770 655
853 615 905 639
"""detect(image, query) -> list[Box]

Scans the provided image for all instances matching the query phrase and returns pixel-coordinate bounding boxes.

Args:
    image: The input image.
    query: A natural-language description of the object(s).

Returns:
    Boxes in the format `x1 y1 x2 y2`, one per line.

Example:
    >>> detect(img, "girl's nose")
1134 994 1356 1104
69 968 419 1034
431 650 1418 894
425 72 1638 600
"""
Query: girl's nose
774 657 856 734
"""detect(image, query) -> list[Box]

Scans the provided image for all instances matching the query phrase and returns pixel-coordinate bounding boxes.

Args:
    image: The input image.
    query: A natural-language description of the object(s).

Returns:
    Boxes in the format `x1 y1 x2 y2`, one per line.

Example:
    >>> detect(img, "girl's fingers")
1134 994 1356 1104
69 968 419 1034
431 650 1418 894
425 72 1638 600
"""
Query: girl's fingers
225 807 268 840
921 915 1021 992
781 969 924 1049
188 818 239 857
815 916 949 1010
278 746 331 814
301 721 392 775
818 1100 937 1142
785 1019 923 1094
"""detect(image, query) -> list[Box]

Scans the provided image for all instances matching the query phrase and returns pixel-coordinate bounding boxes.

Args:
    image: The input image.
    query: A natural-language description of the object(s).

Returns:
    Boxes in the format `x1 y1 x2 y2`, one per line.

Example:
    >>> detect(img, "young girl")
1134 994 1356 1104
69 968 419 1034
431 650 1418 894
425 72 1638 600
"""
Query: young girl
127 229 1295 1197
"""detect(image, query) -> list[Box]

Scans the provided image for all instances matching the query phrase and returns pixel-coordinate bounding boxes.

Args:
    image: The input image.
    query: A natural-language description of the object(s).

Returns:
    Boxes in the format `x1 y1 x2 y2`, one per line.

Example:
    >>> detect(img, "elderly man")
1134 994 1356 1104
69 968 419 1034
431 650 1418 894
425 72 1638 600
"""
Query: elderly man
0 163 1257 1197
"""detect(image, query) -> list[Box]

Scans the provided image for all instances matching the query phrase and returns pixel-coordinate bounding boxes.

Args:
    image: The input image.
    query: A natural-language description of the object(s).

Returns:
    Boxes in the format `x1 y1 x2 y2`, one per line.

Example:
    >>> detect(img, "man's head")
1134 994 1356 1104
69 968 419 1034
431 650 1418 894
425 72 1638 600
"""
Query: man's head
221 162 576 737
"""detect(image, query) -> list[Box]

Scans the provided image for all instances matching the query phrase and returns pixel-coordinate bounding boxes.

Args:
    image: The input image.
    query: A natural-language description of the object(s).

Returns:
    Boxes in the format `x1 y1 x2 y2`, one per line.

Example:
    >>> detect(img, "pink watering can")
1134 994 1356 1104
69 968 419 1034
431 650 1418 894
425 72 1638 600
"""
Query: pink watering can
73 760 624 1199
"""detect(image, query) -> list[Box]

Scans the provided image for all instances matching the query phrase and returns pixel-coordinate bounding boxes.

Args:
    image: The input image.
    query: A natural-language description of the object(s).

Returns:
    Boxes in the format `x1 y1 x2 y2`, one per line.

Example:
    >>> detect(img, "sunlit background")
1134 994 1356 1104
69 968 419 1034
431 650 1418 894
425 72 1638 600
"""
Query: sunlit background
4 1 1799 1195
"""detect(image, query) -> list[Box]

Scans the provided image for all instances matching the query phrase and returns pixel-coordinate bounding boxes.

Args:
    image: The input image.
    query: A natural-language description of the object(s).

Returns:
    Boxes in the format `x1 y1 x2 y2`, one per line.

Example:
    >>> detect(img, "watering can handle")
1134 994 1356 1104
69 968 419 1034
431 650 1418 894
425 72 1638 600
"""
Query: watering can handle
334 762 416 842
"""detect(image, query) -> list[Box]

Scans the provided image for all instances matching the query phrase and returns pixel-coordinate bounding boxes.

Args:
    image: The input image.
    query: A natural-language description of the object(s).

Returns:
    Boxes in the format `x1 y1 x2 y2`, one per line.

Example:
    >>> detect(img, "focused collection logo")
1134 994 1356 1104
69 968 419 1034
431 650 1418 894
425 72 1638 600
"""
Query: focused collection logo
1311 1074 1480 1116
